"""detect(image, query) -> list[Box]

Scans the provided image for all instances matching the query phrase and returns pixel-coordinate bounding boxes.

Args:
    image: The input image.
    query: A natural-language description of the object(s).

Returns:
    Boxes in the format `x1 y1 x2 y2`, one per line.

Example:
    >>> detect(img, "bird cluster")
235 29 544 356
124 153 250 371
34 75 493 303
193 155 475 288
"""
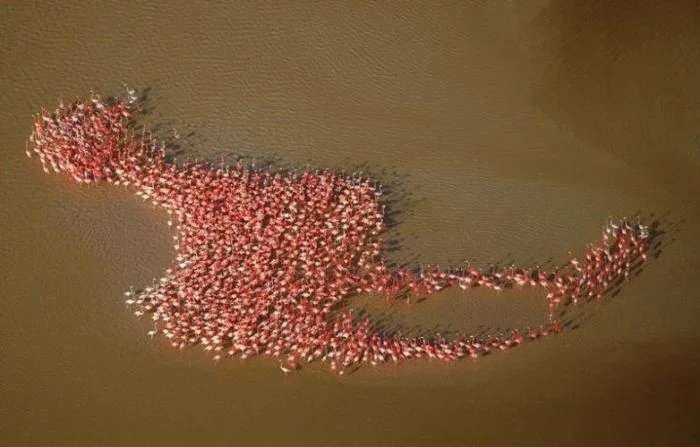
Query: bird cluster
27 90 157 185
27 90 650 374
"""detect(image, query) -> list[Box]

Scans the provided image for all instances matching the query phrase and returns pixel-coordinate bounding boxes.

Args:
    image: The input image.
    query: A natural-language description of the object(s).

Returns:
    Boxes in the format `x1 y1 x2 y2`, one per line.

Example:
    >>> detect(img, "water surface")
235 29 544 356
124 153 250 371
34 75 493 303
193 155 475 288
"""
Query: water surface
1 1 699 446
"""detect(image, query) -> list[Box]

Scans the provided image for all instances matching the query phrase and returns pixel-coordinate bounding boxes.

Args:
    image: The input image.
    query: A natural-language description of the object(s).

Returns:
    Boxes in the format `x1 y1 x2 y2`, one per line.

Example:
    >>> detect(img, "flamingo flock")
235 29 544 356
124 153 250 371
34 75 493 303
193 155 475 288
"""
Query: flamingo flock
26 90 651 374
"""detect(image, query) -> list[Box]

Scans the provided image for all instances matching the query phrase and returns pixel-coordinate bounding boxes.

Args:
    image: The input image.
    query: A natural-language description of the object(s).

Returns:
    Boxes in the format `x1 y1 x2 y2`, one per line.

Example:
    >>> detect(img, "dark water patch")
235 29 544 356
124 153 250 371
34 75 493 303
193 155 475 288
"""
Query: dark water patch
528 0 700 199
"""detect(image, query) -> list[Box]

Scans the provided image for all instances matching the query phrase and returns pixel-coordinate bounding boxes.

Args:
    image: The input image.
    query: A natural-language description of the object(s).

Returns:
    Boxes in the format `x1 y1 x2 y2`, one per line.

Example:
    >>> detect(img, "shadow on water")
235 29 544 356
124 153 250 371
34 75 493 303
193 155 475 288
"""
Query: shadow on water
104 85 196 163
527 0 700 196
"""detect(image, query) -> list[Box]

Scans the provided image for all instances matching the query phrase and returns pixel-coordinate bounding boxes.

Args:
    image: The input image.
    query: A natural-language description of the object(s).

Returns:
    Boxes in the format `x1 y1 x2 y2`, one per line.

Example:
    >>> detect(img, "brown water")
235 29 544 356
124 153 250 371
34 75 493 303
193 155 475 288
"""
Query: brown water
2 1 700 446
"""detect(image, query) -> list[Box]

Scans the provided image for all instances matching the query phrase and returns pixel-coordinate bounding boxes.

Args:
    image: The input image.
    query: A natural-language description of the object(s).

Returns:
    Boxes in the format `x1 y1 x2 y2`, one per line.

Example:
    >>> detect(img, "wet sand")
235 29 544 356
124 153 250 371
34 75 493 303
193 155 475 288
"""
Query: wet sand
1 1 699 446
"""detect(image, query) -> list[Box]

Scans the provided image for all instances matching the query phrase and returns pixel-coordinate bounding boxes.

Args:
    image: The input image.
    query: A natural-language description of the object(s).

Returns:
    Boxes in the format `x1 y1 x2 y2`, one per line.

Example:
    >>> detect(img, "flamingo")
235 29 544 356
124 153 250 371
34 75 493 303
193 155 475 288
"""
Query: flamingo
279 360 291 374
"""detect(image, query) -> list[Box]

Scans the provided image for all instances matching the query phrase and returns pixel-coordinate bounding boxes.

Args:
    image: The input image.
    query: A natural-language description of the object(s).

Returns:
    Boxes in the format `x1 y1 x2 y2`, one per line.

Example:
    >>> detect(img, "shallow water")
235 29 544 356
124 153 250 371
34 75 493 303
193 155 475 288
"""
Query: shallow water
1 1 699 446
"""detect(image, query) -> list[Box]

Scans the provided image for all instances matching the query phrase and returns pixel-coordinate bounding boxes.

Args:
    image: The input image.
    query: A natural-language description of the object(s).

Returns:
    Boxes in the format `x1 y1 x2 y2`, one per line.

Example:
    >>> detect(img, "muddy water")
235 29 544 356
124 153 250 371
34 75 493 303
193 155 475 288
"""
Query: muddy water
1 1 699 446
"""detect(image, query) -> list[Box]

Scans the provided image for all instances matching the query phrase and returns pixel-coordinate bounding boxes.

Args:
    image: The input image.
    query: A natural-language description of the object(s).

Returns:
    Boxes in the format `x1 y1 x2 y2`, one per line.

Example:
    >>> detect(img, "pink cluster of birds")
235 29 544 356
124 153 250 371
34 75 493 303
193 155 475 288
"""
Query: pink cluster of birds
27 90 650 374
